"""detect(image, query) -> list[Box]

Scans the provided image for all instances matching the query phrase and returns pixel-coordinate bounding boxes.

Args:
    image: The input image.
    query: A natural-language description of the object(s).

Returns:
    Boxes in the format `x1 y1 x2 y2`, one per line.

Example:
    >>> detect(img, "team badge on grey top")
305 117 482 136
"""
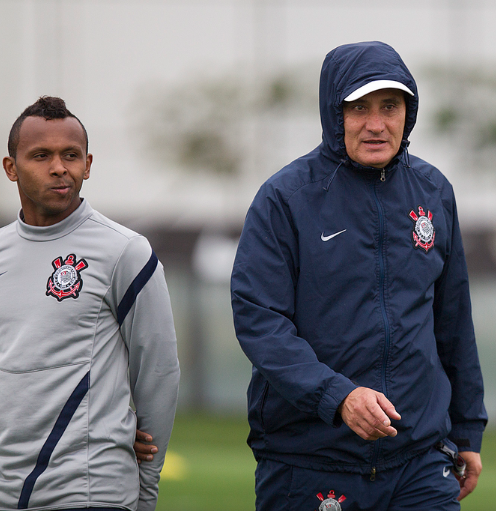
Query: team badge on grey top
46 254 88 301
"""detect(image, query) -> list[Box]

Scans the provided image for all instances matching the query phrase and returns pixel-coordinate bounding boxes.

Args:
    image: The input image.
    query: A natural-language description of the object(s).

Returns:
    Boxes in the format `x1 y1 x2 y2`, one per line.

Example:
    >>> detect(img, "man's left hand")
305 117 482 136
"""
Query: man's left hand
134 429 158 464
457 451 482 501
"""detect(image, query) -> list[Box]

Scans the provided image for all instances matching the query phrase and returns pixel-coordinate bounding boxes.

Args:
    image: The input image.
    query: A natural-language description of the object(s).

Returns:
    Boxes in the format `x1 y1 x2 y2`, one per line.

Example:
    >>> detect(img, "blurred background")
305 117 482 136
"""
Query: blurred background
1 0 495 509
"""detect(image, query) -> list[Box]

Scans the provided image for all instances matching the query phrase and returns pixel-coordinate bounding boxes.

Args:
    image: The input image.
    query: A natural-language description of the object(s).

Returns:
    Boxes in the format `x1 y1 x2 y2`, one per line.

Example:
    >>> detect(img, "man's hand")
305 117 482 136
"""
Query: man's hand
338 387 401 441
457 451 482 501
134 429 158 464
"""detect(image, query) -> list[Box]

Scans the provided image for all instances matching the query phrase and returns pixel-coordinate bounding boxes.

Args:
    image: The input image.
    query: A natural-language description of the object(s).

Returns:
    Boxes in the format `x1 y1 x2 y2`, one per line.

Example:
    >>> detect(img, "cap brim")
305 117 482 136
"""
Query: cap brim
344 80 414 102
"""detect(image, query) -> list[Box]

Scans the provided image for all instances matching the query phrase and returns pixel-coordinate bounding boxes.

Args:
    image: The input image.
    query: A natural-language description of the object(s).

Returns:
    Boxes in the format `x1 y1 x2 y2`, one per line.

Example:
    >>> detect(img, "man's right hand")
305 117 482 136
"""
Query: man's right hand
338 387 401 441
134 429 158 464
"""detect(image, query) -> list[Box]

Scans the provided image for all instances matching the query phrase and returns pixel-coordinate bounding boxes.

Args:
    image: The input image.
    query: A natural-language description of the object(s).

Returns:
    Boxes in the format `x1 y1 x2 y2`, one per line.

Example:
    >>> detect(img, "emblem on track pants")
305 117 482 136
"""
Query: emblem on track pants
46 254 88 301
409 205 435 252
316 490 346 511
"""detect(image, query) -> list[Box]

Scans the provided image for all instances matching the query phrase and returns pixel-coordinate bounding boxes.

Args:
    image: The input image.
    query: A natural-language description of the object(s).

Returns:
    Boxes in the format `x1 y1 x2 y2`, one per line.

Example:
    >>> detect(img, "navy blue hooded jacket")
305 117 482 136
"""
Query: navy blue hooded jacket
231 41 487 475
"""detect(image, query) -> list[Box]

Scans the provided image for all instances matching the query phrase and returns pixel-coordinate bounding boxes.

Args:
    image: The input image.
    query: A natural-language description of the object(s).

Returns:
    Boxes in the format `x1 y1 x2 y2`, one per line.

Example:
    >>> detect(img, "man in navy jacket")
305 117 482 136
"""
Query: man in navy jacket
231 42 487 510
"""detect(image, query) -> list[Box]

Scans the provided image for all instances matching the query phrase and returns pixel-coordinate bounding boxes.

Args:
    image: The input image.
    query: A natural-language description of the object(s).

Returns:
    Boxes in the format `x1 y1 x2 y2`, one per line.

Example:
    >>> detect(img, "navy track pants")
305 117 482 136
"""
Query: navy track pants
255 445 461 511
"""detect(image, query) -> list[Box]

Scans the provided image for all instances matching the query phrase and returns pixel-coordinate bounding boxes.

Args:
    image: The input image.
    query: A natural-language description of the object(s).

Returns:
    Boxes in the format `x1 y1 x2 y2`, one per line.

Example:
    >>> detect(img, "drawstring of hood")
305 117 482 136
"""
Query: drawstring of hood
323 160 346 191
404 144 411 168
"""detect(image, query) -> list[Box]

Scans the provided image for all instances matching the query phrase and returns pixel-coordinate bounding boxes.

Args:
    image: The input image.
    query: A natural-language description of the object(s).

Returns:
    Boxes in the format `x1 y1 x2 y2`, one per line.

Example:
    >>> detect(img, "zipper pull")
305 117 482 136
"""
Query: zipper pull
370 467 376 481
380 169 385 182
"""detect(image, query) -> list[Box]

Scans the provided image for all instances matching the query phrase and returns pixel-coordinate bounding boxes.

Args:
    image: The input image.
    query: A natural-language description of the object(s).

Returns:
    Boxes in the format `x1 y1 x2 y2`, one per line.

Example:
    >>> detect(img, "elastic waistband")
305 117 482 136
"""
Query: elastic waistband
253 444 432 475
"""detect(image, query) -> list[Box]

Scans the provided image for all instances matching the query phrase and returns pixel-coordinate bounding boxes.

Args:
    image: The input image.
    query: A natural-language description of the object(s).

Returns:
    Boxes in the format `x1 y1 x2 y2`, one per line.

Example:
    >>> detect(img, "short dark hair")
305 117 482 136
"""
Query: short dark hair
8 96 89 158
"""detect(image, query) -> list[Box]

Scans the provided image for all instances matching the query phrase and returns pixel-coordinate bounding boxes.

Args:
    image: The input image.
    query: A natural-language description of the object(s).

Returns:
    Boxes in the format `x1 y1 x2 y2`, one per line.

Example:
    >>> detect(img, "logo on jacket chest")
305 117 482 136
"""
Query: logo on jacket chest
46 254 88 301
409 205 435 252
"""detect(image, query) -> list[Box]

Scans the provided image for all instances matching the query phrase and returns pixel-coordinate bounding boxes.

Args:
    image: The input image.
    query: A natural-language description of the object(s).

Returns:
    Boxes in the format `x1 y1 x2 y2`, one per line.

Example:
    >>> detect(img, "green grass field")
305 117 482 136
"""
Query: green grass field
157 414 495 511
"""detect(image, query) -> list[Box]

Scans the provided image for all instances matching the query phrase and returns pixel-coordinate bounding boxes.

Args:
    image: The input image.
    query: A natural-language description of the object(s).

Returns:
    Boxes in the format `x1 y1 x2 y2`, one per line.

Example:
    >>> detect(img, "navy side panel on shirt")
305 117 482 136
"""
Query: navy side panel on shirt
18 371 90 509
117 251 158 326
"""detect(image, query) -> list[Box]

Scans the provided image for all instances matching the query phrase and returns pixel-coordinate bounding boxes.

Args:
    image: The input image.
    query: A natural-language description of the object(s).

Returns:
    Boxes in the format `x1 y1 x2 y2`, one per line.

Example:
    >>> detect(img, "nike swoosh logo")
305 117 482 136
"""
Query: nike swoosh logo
321 229 347 242
443 466 451 477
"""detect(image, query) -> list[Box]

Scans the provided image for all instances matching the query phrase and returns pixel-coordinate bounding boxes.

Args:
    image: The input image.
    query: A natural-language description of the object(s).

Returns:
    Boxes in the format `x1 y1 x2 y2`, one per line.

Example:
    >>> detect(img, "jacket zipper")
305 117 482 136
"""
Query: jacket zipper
370 466 377 481
369 173 391 481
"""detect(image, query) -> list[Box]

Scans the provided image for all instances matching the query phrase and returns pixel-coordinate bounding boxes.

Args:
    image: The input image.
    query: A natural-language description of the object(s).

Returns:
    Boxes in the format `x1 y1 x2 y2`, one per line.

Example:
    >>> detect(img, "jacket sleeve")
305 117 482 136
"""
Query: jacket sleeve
112 235 180 511
434 189 487 452
231 183 357 426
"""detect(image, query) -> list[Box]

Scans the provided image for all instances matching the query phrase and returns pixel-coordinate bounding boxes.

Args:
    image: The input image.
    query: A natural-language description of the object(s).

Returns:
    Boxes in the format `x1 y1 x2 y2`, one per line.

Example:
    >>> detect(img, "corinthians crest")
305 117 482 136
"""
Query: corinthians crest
46 254 88 301
316 490 346 511
409 205 435 252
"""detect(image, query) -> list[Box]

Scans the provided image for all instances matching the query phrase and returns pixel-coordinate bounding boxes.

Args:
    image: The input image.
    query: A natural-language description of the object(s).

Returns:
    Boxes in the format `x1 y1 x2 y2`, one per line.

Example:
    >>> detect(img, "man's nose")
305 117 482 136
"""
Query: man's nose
49 156 67 175
365 112 385 133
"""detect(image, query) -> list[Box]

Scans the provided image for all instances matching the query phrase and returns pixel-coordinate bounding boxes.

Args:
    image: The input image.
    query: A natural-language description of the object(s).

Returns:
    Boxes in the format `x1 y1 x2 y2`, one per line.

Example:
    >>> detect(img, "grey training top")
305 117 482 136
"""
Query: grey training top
0 199 180 511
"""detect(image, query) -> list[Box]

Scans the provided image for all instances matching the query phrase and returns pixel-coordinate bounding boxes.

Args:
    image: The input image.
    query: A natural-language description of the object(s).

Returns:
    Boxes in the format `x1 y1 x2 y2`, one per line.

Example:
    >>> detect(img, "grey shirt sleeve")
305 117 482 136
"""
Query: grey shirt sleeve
111 235 180 511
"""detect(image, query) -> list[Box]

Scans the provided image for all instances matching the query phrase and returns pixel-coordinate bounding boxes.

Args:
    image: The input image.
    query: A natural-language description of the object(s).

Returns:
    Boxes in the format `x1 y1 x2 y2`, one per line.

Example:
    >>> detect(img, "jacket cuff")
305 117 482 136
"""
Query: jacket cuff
317 375 357 427
448 424 486 453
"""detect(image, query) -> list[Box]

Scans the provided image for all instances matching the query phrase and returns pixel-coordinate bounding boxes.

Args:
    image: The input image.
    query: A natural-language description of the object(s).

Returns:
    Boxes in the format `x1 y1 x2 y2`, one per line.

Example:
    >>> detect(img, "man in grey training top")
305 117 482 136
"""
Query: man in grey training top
0 96 180 511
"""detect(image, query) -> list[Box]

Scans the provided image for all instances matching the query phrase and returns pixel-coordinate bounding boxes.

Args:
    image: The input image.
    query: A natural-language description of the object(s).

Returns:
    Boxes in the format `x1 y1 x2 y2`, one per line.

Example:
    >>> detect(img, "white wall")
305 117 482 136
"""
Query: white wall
1 0 496 227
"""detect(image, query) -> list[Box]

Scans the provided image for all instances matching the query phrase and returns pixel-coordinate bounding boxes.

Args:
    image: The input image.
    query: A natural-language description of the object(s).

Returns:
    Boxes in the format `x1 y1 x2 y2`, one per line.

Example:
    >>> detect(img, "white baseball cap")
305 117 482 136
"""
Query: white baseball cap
344 80 414 102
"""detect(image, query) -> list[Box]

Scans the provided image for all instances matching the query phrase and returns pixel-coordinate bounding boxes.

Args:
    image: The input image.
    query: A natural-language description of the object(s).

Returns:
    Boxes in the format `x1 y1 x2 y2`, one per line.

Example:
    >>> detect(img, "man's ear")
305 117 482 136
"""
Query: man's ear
3 157 18 182
84 153 92 180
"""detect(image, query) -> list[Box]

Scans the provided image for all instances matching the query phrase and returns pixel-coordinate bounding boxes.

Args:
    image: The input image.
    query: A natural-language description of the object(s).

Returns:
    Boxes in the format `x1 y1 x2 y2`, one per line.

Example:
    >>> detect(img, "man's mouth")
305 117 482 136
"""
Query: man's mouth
364 140 387 145
51 185 71 193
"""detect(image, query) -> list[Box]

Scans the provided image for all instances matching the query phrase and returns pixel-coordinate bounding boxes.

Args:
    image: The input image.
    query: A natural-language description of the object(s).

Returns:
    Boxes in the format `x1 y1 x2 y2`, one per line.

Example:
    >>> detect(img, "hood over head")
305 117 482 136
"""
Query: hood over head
319 41 418 165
